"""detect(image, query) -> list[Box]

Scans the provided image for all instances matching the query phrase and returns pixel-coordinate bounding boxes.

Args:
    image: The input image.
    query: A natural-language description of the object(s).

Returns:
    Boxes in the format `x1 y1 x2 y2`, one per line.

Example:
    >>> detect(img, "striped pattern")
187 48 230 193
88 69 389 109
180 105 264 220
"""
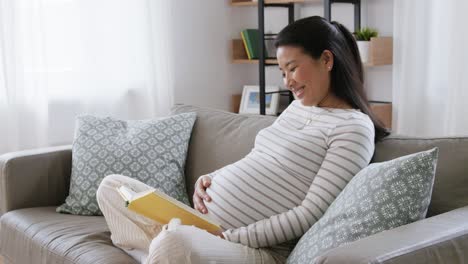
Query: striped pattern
204 100 375 250
145 219 284 263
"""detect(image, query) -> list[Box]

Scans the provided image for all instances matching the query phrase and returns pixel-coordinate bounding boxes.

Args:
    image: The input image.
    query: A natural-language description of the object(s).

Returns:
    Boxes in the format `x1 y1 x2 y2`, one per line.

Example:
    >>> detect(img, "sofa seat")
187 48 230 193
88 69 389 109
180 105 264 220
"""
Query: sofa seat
0 207 137 264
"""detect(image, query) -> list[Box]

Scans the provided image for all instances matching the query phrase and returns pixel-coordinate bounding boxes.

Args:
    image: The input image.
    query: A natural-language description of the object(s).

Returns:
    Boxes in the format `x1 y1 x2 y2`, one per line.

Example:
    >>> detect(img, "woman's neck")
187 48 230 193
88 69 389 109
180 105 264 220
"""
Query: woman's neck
312 93 353 109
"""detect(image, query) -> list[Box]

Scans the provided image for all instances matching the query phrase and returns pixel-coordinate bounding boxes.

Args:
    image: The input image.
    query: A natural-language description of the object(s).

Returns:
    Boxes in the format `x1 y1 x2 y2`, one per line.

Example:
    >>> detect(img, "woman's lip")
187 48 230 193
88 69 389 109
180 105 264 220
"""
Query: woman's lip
294 86 305 98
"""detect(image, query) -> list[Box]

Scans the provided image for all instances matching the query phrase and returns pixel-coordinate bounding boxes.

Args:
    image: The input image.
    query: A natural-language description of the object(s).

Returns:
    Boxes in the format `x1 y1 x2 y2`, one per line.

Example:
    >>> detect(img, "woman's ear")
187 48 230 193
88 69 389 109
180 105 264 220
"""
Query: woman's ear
322 50 334 71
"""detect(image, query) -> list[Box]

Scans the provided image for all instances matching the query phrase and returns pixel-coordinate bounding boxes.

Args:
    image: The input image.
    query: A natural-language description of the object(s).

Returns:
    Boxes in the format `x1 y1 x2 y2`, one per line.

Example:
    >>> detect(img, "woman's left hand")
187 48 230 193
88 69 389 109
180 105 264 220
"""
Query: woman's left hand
209 228 225 239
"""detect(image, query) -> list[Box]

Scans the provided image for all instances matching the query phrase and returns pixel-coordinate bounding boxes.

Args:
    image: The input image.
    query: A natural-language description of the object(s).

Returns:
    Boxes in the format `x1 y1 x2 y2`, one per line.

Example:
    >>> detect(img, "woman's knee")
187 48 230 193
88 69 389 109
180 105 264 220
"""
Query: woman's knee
96 174 129 202
147 229 191 263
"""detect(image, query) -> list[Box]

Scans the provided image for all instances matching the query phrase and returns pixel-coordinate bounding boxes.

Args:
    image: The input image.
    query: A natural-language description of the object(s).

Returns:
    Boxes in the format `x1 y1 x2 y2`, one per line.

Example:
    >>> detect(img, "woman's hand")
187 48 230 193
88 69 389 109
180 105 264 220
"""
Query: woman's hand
193 175 212 214
209 228 225 239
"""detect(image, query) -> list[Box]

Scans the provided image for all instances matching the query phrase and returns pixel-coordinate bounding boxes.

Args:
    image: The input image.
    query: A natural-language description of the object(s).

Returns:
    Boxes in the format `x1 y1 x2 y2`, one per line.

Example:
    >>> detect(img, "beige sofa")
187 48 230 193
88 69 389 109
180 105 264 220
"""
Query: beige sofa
1 104 468 264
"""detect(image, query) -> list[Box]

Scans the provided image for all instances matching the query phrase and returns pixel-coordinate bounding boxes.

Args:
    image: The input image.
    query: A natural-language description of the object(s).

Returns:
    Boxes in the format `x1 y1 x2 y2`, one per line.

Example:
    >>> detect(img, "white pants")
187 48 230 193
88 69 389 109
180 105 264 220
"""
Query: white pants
96 174 285 264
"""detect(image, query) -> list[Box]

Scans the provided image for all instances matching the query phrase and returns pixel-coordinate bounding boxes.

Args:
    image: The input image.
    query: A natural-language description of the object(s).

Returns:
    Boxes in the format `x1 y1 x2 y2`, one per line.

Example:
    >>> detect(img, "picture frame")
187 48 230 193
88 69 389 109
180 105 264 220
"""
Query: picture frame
239 85 280 115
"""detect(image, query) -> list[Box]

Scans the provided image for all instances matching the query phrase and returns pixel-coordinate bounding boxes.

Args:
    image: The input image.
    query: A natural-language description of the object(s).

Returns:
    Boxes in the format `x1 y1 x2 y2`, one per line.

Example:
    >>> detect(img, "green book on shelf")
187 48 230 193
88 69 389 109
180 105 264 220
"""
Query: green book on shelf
242 29 260 59
240 30 252 60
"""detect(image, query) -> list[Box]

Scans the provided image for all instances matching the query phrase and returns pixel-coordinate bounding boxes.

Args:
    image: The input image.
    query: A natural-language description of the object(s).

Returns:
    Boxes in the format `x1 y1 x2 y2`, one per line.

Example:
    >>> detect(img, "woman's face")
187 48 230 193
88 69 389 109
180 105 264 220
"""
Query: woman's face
277 45 333 106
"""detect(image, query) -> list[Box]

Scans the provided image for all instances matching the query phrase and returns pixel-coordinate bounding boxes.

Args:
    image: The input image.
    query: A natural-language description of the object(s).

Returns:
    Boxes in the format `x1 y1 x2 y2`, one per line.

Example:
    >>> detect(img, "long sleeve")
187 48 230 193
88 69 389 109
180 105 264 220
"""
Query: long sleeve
222 117 375 248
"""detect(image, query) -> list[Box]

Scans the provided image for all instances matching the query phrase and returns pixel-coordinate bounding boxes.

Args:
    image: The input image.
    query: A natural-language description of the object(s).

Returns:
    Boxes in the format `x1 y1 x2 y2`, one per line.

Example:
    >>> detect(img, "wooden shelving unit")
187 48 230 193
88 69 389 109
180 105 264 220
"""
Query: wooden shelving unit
230 0 309 6
370 101 392 129
232 38 393 67
231 39 278 64
230 0 393 116
364 37 393 66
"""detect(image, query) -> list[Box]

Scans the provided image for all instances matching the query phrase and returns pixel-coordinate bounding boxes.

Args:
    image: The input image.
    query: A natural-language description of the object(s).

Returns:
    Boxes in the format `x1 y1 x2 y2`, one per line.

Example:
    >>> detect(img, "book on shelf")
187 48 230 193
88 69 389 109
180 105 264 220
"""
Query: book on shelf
241 29 277 60
240 30 253 59
116 185 221 233
241 29 260 59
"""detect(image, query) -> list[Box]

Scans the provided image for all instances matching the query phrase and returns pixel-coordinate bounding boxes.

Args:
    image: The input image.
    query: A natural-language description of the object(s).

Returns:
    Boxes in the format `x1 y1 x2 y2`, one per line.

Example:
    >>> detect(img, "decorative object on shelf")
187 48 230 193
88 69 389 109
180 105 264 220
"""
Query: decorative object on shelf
354 27 378 63
239 85 280 115
367 37 393 66
264 33 278 59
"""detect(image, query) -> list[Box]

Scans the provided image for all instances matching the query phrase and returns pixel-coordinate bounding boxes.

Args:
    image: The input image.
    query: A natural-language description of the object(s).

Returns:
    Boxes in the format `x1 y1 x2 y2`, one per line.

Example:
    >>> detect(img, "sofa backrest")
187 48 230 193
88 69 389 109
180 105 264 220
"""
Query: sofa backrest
373 136 468 217
172 105 468 217
172 105 276 201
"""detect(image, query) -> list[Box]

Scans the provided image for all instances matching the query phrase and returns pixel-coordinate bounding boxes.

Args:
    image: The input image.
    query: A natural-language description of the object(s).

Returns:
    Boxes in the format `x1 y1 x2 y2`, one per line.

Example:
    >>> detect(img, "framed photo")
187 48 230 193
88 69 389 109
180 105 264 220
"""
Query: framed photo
239 85 280 115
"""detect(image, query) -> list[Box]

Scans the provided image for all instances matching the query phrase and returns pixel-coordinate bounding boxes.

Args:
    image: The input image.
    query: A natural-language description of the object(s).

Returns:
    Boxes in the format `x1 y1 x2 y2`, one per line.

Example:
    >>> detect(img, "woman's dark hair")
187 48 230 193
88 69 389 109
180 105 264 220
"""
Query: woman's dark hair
275 16 389 142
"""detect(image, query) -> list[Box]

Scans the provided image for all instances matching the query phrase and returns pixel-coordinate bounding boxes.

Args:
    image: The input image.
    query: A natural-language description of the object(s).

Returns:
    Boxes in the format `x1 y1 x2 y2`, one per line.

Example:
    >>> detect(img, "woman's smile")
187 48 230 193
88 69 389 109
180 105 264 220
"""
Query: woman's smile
291 85 305 98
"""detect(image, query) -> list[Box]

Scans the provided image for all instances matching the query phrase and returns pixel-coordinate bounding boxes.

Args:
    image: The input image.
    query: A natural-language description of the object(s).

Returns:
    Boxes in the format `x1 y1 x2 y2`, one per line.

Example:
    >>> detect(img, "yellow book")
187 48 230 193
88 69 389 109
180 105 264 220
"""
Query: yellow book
241 30 252 60
116 185 221 233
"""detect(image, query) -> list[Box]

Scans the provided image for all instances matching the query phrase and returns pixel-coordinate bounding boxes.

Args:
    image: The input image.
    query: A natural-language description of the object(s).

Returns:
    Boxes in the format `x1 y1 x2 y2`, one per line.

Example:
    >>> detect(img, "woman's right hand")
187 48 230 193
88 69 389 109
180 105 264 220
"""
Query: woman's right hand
193 175 212 214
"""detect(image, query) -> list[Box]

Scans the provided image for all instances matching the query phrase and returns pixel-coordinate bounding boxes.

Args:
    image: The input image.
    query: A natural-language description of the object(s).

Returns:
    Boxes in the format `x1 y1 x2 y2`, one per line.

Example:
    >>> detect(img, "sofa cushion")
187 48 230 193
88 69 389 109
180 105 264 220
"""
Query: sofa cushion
0 207 137 264
57 113 196 215
171 105 276 200
287 148 438 264
374 136 468 216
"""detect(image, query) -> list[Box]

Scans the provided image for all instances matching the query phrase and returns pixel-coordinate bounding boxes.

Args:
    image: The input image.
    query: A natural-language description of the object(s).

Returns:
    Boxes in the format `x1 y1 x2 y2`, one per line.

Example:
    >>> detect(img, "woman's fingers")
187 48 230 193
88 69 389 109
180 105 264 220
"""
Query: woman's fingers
202 177 211 188
196 177 212 202
193 175 212 214
193 194 207 214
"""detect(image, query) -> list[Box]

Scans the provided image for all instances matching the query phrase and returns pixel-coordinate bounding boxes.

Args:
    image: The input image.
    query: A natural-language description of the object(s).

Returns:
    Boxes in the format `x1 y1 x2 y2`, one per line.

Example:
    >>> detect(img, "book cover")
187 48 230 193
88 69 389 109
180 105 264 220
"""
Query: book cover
242 29 260 59
240 30 252 60
116 185 221 233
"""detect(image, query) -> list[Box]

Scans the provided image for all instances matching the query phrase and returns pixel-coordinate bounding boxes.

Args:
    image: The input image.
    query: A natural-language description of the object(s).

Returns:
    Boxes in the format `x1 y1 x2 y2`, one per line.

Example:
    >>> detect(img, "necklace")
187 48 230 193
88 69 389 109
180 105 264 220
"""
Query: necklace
299 93 330 129
299 93 350 130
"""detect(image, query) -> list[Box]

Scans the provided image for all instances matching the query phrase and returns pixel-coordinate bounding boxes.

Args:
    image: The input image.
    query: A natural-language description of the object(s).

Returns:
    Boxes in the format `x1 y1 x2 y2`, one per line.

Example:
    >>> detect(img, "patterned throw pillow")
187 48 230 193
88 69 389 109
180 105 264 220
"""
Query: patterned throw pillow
57 112 196 215
287 148 439 264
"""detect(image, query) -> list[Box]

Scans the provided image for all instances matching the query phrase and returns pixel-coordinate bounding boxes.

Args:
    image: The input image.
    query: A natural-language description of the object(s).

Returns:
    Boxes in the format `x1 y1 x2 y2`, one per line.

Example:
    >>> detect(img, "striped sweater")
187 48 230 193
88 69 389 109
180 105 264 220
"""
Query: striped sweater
204 100 375 250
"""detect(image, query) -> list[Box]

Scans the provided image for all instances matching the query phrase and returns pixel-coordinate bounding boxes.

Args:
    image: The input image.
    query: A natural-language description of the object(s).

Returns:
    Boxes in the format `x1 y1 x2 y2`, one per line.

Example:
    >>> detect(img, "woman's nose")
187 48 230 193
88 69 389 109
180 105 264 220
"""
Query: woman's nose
284 75 295 90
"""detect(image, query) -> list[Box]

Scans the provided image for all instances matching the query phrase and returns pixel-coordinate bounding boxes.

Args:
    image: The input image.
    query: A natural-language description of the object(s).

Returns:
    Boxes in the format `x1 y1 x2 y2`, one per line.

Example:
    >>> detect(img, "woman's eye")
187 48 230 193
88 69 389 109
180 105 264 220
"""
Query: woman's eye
290 67 297 72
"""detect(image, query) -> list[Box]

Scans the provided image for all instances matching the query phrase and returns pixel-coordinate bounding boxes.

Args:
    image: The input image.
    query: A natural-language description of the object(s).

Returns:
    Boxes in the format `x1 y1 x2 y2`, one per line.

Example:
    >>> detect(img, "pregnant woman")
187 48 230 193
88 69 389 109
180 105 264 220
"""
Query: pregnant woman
97 16 388 264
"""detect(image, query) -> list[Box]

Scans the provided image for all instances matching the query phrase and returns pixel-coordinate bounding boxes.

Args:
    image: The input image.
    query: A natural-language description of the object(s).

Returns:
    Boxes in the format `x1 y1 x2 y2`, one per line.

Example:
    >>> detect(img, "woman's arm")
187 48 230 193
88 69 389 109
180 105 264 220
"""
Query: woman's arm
222 117 375 248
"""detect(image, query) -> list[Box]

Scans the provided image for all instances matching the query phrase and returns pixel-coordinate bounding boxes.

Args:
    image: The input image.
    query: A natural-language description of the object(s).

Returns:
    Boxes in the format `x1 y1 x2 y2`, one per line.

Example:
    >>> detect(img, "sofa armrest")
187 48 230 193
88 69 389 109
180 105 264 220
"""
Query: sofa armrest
0 146 72 215
317 205 468 264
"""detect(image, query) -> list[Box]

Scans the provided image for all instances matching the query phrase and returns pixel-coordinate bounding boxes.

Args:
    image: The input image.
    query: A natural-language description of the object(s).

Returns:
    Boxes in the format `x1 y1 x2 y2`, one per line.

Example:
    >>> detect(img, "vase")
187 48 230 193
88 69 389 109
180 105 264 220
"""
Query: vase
357 40 370 64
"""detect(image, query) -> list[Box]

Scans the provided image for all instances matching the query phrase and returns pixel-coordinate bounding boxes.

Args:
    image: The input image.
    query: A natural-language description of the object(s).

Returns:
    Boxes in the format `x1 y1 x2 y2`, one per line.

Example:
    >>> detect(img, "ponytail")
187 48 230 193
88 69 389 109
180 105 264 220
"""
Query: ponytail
331 21 390 142
331 22 363 83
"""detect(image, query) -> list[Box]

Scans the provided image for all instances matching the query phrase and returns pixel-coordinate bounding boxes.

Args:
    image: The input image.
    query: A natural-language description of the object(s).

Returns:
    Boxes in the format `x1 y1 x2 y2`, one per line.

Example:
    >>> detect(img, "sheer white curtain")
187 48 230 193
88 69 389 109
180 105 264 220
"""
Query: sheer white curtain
393 0 468 137
0 0 175 154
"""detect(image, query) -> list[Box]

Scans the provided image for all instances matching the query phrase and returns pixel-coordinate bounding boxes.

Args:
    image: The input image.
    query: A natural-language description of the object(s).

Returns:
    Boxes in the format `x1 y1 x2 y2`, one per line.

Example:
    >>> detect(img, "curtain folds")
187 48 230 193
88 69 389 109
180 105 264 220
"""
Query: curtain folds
393 0 468 137
0 0 175 154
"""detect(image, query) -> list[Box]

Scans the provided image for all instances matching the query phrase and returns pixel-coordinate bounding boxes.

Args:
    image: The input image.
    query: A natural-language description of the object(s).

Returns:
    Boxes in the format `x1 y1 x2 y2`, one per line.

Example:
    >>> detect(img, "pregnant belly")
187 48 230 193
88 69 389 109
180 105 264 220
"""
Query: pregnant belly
203 173 299 230
204 179 268 230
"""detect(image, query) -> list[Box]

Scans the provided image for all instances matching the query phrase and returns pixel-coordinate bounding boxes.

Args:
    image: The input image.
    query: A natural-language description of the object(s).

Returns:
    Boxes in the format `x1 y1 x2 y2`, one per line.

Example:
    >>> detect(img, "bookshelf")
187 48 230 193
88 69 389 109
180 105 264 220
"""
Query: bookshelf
232 37 393 66
230 0 310 6
230 0 393 126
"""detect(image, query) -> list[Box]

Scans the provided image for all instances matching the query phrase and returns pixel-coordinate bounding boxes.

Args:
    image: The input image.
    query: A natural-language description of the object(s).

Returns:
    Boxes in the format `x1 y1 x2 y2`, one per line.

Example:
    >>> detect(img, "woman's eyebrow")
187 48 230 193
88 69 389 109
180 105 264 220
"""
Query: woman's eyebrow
279 60 297 71
285 60 296 67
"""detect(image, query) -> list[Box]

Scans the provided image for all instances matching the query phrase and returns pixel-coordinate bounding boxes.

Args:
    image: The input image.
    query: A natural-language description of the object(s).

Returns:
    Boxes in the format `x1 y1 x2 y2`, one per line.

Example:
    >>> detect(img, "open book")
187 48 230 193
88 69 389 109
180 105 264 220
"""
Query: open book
116 185 221 233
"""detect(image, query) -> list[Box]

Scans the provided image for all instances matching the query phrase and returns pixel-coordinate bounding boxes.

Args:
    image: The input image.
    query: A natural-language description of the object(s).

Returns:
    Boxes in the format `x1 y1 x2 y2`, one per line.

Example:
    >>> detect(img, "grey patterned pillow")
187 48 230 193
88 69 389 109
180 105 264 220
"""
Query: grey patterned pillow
56 112 196 215
287 148 438 264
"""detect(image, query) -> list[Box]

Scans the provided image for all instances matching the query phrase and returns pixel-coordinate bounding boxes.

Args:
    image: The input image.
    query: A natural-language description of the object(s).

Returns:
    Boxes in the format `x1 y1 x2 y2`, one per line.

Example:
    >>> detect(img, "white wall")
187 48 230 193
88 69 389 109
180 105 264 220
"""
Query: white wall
171 0 394 111
169 0 256 111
